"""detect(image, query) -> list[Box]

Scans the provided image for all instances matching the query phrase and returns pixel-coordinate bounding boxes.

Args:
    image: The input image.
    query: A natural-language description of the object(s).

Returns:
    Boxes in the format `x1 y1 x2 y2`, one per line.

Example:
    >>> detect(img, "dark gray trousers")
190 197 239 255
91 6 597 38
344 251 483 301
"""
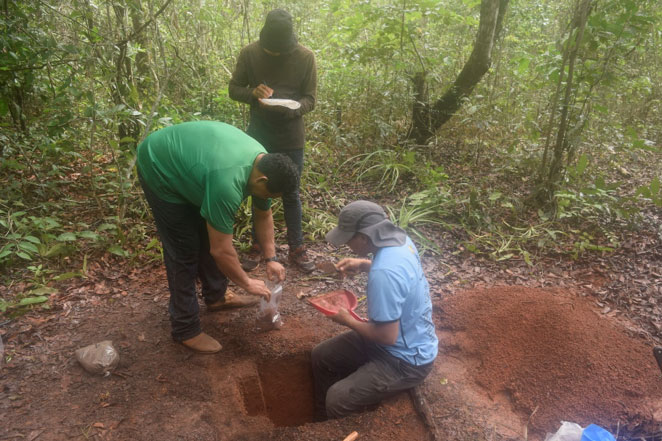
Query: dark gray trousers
139 173 228 341
249 143 305 250
311 331 434 419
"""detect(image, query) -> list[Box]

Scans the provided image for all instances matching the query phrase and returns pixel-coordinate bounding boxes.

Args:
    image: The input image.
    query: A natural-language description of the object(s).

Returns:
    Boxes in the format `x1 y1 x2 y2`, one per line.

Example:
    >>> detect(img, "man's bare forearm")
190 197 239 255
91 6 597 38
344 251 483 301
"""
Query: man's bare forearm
254 208 276 259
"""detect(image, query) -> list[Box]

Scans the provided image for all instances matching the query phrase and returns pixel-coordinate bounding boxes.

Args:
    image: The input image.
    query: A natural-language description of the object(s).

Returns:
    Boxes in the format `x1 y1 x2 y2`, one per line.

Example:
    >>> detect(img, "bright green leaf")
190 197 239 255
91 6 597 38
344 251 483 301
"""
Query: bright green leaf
651 177 660 196
576 155 588 176
23 235 41 244
30 286 57 295
43 243 67 258
54 272 83 281
18 296 49 306
489 192 502 201
523 251 532 266
0 246 12 259
78 230 99 241
18 242 39 254
16 251 32 260
108 245 128 257
56 232 77 242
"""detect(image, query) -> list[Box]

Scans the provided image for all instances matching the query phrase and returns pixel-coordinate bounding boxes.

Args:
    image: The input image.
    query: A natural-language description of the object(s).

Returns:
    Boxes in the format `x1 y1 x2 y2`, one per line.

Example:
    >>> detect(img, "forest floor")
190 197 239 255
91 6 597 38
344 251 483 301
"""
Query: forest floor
1 214 661 441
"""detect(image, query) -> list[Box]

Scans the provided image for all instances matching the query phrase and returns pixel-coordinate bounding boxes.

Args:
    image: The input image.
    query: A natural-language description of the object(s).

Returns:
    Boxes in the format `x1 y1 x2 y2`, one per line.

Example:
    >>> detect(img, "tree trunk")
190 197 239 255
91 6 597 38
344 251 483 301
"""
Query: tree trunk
407 71 430 143
408 0 509 144
540 0 592 202
130 0 149 111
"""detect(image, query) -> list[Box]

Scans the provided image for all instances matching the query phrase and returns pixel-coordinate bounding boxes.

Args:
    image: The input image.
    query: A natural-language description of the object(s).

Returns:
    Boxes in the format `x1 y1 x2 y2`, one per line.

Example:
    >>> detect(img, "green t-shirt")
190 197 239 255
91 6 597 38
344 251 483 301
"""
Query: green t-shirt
137 121 270 234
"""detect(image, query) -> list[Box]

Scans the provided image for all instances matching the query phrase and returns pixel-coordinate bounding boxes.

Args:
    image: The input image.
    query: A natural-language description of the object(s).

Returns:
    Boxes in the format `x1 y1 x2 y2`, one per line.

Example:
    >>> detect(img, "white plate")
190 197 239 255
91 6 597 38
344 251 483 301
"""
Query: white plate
261 98 301 110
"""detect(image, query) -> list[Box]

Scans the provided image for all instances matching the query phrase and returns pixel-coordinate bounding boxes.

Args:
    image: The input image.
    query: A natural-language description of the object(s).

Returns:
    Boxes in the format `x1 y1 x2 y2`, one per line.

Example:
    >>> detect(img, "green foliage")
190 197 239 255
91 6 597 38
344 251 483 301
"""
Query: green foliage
303 208 336 242
342 149 415 192
0 205 74 265
0 294 49 315
570 230 616 259
0 0 660 281
341 147 448 193
385 192 451 254
636 177 662 207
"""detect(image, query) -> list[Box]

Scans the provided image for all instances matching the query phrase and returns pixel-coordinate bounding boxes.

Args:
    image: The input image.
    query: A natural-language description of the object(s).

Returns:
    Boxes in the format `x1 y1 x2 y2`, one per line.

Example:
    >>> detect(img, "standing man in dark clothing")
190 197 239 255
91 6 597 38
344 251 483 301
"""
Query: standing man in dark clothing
229 8 317 273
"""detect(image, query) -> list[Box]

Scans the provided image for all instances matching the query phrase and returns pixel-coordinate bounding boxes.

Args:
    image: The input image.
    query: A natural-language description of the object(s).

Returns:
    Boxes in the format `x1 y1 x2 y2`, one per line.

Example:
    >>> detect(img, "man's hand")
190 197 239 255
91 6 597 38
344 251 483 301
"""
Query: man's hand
253 84 273 99
329 308 354 327
266 261 285 282
336 258 371 278
330 309 399 346
244 278 271 301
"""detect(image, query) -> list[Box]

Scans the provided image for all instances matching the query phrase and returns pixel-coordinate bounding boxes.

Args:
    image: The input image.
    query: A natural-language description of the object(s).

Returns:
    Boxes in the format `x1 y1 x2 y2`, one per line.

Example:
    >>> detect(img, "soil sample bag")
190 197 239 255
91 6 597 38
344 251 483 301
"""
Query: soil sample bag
545 421 583 441
75 340 119 376
256 283 283 331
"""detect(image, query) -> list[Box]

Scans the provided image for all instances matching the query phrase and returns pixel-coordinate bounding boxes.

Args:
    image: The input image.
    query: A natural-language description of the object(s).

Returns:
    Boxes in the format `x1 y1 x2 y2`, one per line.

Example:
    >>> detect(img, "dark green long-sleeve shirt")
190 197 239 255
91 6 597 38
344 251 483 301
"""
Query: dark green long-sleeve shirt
228 42 317 151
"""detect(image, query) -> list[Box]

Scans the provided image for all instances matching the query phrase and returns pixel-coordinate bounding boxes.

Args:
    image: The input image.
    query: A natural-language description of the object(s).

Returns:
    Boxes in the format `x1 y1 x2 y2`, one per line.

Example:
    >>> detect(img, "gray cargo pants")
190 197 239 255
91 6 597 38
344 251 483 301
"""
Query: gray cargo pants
311 331 434 420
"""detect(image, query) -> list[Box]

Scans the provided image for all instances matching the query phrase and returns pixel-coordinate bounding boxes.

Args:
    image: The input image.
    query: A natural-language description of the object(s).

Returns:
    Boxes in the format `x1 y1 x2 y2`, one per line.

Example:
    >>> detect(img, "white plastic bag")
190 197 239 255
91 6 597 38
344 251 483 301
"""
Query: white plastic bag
75 340 119 376
545 421 584 441
255 283 283 331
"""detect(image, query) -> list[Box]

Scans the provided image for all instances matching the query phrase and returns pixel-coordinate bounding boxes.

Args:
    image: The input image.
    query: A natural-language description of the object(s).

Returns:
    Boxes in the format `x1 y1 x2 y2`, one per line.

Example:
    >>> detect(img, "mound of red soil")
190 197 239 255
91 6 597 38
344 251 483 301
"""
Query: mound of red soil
439 286 662 436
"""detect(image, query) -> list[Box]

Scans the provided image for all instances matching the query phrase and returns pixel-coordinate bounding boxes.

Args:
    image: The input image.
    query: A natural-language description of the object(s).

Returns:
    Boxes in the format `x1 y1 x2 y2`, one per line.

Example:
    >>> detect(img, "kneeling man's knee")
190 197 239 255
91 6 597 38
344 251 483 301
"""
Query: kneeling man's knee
325 383 352 419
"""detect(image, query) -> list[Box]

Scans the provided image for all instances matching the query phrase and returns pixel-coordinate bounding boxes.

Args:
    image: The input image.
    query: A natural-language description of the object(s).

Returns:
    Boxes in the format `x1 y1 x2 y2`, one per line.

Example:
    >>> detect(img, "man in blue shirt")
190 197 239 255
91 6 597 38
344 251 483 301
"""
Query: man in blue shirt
312 200 438 419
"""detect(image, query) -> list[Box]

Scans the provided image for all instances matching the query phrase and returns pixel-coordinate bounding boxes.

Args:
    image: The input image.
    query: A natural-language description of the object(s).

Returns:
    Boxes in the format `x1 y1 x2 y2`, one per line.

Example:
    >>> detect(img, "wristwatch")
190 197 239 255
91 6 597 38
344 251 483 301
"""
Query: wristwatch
263 256 279 263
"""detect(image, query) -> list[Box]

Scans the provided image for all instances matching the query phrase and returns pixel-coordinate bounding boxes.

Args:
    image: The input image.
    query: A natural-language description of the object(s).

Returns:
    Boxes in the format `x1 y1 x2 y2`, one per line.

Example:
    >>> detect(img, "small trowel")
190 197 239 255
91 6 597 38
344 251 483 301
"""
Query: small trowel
316 261 339 276
654 347 662 375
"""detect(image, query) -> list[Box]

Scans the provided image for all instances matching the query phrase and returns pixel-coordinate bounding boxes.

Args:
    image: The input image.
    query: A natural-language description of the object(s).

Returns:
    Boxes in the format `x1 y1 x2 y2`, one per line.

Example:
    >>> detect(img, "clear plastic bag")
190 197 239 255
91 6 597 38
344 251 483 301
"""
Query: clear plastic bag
255 283 283 331
75 340 119 376
545 421 584 441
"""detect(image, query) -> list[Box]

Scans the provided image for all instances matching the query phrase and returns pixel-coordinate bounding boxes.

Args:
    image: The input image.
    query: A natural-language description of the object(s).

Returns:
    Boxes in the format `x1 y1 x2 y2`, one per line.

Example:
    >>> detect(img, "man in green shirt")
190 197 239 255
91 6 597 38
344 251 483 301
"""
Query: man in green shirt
137 121 300 353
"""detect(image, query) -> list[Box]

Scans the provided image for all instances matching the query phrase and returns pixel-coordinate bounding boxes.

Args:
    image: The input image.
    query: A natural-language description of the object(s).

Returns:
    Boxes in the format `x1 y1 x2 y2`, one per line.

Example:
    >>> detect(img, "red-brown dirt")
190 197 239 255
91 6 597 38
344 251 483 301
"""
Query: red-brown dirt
0 262 429 441
1 250 661 440
436 286 662 439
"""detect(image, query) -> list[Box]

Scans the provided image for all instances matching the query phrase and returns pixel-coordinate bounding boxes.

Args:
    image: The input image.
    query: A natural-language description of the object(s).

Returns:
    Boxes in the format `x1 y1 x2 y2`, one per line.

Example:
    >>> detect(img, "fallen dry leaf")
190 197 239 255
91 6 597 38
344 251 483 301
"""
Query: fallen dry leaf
27 429 44 441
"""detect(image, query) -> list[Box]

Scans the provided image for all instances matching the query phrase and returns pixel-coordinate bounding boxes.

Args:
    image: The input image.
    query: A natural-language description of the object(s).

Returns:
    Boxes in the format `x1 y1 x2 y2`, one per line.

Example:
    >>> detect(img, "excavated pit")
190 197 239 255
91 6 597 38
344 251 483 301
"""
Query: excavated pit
239 352 315 427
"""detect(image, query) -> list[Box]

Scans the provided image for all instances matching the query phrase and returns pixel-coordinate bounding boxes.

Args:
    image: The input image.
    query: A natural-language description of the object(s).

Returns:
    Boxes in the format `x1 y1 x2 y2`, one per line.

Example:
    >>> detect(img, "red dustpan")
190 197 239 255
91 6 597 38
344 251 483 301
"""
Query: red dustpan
308 289 367 322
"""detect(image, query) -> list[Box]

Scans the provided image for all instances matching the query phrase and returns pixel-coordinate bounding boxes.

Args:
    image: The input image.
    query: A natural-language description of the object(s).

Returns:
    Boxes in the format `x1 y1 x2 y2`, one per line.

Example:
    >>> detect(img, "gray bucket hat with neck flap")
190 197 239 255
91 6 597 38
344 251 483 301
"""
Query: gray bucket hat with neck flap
326 200 407 248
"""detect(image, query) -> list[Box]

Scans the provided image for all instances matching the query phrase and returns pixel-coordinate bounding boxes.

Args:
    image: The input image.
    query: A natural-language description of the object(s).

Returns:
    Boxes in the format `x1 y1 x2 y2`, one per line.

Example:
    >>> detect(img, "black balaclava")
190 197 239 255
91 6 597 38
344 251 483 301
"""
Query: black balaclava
259 9 298 54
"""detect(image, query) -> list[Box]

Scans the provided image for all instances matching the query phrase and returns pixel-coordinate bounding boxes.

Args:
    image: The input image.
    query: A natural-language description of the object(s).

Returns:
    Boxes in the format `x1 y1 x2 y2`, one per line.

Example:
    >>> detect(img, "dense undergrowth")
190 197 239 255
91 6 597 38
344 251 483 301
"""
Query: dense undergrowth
1 0 661 314
1 117 659 316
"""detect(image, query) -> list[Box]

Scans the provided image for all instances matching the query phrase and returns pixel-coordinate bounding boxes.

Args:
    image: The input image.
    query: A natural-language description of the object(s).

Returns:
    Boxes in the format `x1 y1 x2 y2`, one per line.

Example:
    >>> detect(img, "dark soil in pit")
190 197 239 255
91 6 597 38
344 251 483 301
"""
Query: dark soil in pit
2 259 662 440
239 353 315 427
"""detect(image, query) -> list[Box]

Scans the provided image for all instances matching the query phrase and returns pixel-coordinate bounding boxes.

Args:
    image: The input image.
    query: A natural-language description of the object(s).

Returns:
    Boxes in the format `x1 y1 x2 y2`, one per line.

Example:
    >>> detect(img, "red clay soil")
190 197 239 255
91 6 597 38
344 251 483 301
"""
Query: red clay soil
2 260 662 441
436 286 662 438
0 263 429 441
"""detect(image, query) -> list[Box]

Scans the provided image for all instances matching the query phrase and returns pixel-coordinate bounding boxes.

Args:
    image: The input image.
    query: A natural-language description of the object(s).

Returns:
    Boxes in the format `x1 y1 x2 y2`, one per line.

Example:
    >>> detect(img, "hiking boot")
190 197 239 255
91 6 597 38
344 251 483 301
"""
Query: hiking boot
206 290 259 311
240 243 261 272
289 246 315 273
181 332 222 354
